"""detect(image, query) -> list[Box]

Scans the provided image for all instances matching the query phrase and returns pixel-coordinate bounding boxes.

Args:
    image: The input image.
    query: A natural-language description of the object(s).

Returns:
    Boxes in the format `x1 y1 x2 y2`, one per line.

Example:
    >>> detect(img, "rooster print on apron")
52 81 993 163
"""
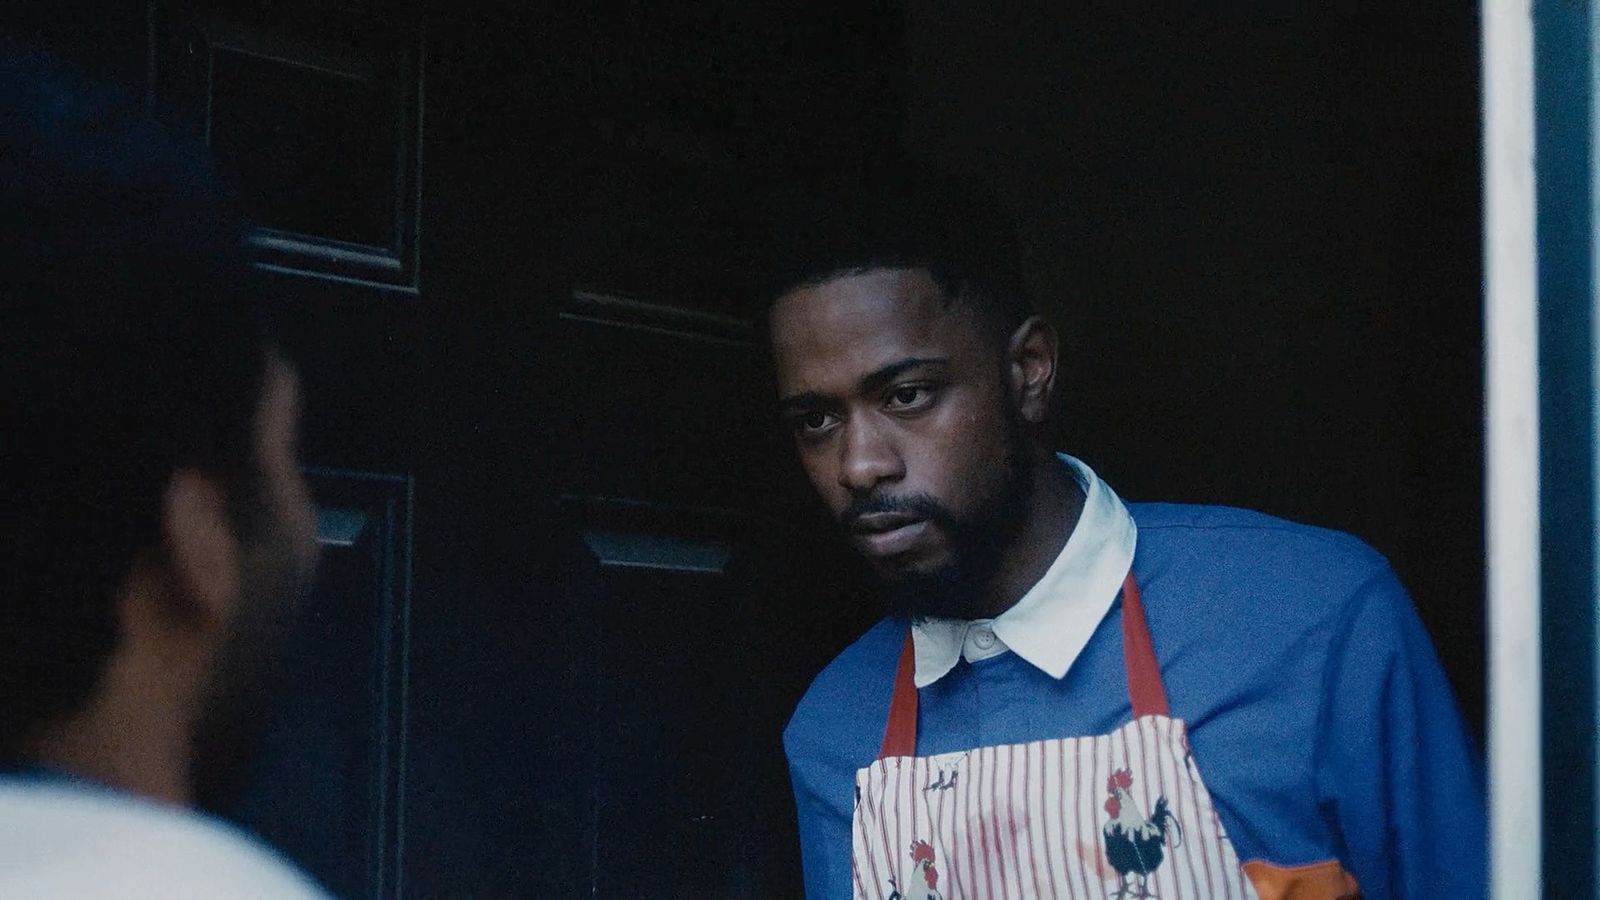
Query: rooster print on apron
851 572 1274 900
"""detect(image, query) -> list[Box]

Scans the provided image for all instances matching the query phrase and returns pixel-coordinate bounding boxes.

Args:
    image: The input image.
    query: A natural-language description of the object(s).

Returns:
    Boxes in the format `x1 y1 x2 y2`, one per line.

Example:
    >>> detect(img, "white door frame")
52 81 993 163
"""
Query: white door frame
1482 0 1541 896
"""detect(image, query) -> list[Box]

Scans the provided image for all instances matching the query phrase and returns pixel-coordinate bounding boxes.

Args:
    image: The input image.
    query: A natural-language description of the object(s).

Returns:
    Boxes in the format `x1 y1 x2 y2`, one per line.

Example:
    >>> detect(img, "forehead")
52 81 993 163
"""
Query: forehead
769 268 981 393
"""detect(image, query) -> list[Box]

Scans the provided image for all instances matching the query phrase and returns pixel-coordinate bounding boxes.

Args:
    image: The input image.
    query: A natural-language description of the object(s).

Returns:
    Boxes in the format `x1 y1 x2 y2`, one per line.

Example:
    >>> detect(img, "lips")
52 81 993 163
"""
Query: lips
849 512 932 558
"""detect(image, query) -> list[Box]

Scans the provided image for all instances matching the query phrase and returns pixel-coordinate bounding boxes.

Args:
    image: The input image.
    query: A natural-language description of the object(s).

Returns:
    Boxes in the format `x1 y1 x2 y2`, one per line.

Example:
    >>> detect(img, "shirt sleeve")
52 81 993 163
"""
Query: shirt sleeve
787 736 857 900
1313 565 1486 899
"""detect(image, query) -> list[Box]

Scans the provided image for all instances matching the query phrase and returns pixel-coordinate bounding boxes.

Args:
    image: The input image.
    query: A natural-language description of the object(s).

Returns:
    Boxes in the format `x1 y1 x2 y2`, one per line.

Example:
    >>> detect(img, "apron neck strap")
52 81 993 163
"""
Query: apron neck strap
1120 572 1169 718
878 570 1166 759
879 630 921 758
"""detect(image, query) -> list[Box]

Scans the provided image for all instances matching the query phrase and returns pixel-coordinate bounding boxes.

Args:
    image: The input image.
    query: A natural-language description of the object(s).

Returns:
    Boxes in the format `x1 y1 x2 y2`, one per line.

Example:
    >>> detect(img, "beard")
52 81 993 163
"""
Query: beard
190 495 316 816
849 419 1036 623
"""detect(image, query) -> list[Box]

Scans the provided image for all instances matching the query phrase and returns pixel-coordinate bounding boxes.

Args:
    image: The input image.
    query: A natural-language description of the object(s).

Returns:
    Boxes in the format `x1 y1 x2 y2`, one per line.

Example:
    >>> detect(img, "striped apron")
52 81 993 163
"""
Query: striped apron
849 573 1261 900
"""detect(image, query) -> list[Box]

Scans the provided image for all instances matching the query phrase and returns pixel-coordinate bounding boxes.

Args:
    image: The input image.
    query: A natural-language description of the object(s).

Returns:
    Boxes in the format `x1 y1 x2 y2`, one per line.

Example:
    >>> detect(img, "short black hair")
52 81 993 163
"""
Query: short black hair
759 166 1034 344
0 44 271 749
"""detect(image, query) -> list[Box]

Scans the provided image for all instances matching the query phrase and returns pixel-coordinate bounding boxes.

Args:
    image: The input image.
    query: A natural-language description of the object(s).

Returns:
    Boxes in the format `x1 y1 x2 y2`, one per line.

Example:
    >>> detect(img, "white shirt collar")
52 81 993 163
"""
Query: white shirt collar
910 454 1137 688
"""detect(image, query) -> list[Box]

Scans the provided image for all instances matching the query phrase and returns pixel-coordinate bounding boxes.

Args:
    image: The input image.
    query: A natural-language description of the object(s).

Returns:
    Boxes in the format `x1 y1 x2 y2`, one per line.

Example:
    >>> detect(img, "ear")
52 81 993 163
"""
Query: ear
1005 315 1059 426
160 467 241 632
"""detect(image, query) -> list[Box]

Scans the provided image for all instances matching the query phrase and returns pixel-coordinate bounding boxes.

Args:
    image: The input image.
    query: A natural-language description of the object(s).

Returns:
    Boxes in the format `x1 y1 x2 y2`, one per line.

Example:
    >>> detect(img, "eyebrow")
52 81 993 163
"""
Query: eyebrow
777 356 949 413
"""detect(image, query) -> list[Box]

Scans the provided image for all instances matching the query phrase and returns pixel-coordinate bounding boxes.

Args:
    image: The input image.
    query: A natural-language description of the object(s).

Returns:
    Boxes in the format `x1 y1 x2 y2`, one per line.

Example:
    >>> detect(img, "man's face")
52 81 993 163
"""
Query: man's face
239 357 320 613
193 356 319 811
770 268 1032 620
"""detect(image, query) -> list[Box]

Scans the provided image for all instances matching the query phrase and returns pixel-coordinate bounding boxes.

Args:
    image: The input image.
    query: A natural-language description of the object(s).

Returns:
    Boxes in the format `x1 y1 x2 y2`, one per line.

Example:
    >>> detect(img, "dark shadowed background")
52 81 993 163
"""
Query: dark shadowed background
6 3 1481 896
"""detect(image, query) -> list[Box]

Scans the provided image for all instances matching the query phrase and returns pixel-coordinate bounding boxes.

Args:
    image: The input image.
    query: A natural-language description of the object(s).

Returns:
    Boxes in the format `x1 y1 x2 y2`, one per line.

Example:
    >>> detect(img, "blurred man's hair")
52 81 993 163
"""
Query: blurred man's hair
759 165 1034 345
0 44 272 750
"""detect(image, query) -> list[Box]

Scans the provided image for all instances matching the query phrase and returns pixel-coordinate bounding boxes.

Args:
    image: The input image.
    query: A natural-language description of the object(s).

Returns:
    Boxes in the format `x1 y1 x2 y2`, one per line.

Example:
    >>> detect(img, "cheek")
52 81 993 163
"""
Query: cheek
268 452 319 572
286 472 317 555
914 402 1012 506
798 451 846 512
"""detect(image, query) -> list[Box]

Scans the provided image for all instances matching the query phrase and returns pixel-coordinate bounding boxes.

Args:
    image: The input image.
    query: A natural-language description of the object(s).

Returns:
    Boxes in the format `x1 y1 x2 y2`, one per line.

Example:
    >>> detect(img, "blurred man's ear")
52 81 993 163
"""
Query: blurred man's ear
157 468 241 632
1007 315 1059 427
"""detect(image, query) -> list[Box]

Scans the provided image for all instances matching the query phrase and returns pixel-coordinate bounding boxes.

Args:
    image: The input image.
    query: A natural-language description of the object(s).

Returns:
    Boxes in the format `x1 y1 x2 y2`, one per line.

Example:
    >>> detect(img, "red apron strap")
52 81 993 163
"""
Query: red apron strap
876 569 1167 758
878 632 920 758
1120 571 1169 718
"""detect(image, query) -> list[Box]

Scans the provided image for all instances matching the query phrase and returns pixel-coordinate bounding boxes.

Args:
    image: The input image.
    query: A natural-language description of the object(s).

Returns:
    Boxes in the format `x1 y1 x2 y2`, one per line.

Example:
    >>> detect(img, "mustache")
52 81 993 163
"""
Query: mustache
839 492 953 530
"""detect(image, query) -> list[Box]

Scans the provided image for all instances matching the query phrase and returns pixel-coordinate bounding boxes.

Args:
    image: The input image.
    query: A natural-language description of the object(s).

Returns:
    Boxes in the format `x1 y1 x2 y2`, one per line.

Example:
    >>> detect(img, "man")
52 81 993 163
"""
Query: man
0 47 329 897
770 179 1484 899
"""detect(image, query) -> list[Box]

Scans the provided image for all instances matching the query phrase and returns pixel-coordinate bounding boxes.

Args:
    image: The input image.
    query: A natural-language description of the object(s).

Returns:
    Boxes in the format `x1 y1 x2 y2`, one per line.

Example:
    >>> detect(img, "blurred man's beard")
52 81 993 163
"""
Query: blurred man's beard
873 423 1034 623
190 505 315 816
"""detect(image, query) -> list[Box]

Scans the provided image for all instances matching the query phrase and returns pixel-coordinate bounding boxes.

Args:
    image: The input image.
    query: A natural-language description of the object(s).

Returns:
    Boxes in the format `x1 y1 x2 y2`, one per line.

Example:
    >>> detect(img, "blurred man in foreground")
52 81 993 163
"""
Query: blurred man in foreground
0 46 328 897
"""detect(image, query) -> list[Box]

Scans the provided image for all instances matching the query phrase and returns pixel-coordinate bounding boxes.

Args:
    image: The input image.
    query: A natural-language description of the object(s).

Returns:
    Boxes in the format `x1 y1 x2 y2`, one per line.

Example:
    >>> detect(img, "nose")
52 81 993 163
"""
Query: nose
837 415 904 494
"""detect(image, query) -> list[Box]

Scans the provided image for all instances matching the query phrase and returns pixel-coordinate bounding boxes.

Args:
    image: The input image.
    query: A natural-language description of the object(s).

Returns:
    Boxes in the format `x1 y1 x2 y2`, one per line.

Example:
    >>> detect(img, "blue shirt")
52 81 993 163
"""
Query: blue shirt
784 502 1485 899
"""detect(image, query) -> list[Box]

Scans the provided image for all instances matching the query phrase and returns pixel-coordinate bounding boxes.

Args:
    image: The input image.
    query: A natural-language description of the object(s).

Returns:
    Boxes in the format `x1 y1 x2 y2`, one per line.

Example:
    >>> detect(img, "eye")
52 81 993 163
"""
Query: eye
793 410 839 438
886 384 936 411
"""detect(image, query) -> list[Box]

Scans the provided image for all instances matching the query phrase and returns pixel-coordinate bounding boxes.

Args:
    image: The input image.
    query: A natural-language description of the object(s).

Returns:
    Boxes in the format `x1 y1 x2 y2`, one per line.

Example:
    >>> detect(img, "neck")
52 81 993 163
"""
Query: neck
982 447 1084 618
20 648 194 807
